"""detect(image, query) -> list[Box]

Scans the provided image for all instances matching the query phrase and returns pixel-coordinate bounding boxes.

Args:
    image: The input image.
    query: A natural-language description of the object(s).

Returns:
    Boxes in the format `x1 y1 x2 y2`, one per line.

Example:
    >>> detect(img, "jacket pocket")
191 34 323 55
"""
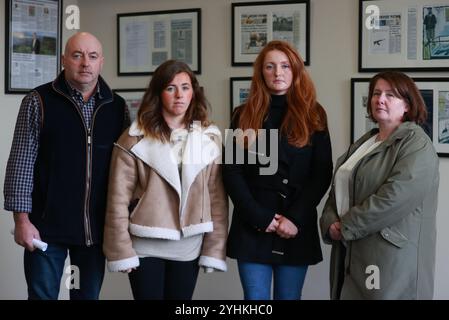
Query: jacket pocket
380 227 408 248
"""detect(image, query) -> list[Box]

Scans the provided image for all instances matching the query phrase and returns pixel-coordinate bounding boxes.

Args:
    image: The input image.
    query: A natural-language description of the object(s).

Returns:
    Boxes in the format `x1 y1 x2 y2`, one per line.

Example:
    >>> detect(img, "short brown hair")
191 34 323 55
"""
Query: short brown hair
367 71 427 124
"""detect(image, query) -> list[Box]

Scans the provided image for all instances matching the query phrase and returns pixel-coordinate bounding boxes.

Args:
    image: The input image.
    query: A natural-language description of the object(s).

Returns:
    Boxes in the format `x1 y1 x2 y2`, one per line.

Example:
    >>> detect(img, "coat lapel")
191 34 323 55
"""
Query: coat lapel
128 121 221 217
129 122 182 198
180 124 221 217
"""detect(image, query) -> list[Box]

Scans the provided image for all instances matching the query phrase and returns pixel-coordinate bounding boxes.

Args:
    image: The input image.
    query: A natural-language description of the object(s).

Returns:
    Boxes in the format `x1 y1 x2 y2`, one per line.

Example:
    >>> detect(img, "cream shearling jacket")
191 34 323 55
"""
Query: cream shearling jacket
103 121 229 272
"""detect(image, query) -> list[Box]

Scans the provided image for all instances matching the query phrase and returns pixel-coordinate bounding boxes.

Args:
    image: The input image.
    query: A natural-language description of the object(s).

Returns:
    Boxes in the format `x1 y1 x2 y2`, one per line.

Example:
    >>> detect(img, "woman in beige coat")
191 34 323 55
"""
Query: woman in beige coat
103 60 228 300
320 71 439 299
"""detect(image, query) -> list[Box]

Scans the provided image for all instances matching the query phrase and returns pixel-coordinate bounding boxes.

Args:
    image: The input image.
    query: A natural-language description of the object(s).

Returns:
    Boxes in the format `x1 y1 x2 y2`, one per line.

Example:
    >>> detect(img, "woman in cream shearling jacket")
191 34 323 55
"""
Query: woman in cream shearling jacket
103 60 228 300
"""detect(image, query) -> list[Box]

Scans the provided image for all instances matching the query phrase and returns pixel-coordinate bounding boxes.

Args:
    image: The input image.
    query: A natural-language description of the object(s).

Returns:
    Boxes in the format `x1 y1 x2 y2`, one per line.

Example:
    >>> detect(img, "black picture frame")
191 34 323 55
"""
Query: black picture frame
232 0 310 66
5 0 62 94
230 77 252 118
113 88 146 122
351 77 449 157
117 8 201 76
359 0 449 72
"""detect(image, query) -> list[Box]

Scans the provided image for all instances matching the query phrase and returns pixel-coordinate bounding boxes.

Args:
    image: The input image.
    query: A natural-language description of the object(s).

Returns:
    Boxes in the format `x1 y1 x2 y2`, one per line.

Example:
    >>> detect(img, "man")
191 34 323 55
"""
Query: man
423 7 437 46
31 32 40 54
4 32 129 300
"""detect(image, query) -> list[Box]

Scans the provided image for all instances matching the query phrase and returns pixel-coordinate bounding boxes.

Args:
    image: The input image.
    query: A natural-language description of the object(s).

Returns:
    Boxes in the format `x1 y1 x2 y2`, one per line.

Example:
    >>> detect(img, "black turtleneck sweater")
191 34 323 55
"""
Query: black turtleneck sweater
267 94 287 129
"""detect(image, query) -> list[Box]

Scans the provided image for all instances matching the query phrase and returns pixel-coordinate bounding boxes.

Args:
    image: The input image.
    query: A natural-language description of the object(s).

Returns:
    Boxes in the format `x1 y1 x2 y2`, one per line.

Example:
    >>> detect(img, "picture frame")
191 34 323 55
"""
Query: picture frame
117 8 201 75
230 77 252 118
113 88 146 122
359 0 449 72
351 77 449 157
4 0 62 94
232 0 310 66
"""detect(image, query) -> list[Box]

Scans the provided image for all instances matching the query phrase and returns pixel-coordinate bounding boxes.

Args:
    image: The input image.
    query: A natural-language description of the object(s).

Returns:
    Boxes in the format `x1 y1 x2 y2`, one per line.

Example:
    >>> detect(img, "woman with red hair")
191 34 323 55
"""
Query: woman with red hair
223 41 333 300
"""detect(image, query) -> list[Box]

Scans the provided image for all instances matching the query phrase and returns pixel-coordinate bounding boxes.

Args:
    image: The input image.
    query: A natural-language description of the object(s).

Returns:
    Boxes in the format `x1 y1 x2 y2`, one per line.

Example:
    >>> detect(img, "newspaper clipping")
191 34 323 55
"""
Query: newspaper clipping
120 11 197 74
10 0 59 90
125 21 150 69
240 11 301 55
273 11 301 50
423 6 449 60
369 14 402 55
241 14 268 54
152 20 168 66
171 19 193 64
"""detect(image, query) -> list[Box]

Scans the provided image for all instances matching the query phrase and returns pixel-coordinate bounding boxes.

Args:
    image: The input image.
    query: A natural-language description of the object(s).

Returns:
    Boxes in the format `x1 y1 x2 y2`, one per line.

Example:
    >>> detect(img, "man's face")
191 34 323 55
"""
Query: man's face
61 33 104 92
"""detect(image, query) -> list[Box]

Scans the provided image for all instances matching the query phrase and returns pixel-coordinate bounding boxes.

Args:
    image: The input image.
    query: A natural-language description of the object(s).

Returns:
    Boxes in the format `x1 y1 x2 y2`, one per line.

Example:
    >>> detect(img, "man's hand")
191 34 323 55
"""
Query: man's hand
13 212 41 251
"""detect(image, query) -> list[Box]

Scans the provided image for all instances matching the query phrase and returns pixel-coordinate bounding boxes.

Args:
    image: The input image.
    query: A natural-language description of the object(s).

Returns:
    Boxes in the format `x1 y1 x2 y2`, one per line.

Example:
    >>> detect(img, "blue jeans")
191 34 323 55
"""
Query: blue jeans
24 243 105 300
237 261 308 300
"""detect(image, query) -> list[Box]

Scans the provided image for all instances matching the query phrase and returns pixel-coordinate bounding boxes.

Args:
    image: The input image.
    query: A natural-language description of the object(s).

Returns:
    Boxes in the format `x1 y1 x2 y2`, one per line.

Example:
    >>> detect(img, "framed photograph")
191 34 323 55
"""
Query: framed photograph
232 1 310 66
230 77 252 118
117 8 201 75
5 0 62 94
113 89 146 122
351 77 449 157
359 0 449 72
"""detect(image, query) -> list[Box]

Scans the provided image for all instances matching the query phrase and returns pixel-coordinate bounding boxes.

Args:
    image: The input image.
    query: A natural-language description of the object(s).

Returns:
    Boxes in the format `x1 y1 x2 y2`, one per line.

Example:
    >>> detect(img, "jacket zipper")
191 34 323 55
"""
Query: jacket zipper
83 102 109 246
56 88 110 246
84 129 93 246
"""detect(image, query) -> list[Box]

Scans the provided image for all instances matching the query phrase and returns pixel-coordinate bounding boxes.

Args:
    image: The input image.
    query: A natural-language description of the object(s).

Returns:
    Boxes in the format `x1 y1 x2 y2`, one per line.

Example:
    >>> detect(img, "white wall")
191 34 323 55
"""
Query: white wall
0 0 448 300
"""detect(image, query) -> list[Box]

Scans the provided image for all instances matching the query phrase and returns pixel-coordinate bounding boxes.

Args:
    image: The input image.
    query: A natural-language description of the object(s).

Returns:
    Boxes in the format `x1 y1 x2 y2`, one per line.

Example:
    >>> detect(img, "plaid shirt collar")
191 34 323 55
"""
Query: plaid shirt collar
65 80 102 103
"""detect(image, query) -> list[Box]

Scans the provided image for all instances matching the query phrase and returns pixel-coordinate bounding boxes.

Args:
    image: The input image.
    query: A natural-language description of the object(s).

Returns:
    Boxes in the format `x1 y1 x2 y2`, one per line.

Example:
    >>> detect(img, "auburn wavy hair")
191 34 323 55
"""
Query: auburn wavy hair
237 40 327 147
137 60 210 141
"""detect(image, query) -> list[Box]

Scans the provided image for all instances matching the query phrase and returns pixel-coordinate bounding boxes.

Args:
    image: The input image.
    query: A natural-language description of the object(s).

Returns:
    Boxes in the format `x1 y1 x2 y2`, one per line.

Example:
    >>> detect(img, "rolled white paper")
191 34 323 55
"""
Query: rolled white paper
203 267 214 273
32 239 48 251
10 230 48 251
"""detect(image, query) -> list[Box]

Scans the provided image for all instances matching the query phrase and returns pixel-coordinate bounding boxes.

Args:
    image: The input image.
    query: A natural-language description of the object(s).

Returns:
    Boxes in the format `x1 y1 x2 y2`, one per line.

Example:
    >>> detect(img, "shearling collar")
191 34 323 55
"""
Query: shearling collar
128 121 222 217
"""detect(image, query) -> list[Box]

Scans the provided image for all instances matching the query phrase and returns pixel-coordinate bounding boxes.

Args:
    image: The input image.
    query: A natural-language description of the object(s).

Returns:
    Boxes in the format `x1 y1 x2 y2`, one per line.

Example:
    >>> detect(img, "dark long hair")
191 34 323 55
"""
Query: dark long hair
137 60 210 141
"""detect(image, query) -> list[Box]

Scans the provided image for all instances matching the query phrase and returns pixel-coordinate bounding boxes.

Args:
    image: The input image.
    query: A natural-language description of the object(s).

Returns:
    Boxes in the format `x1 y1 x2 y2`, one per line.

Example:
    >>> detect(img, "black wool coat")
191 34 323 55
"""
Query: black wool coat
223 102 333 265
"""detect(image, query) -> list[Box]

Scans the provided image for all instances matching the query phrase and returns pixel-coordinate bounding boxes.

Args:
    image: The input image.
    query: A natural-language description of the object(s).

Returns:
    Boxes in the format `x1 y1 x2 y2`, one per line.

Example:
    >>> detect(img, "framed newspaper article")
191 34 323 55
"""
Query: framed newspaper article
117 8 201 75
113 88 146 122
230 77 252 118
359 0 449 72
232 1 310 66
351 77 449 157
5 0 62 94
